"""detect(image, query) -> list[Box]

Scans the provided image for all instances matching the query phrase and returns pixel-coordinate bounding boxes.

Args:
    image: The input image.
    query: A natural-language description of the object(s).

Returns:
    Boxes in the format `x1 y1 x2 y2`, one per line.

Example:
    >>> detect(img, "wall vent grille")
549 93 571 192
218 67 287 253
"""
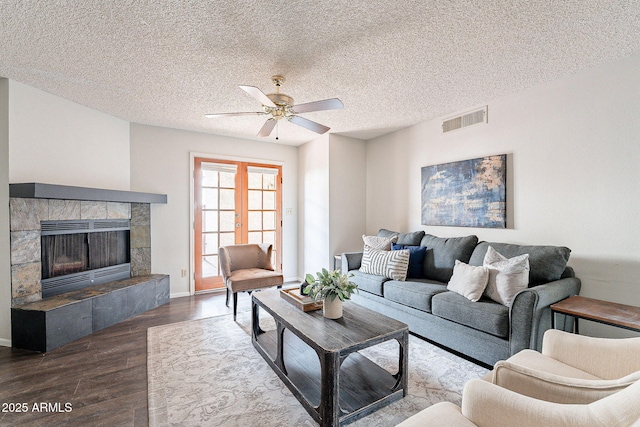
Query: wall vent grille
442 106 487 133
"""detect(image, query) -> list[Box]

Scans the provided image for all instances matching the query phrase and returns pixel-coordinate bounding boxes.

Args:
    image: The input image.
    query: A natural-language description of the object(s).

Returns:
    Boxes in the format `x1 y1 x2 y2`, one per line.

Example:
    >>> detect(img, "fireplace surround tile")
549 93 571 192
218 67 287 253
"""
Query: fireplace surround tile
131 247 151 276
10 262 41 302
10 198 48 231
107 202 130 219
131 203 150 225
80 201 108 219
10 230 41 265
130 225 150 248
48 199 81 220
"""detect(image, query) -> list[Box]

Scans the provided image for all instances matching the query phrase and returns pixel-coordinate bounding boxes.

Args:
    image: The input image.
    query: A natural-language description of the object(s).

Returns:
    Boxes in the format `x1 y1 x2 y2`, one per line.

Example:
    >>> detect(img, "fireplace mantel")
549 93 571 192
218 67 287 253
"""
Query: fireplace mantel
10 182 167 204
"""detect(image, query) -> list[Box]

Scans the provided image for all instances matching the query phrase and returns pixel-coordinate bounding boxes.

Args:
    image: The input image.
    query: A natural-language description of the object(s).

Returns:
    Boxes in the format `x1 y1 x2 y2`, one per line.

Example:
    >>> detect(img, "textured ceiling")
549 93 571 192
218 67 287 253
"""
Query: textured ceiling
1 1 640 146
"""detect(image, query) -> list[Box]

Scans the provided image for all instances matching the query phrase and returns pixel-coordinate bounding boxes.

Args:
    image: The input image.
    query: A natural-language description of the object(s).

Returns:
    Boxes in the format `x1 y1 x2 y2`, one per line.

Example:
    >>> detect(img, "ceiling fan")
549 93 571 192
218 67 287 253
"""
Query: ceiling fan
205 75 344 138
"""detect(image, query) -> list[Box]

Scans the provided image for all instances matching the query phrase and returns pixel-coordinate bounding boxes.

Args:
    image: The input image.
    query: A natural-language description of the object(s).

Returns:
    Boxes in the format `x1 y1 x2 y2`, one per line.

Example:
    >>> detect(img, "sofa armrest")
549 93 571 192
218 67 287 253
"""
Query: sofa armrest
509 277 581 355
341 251 363 272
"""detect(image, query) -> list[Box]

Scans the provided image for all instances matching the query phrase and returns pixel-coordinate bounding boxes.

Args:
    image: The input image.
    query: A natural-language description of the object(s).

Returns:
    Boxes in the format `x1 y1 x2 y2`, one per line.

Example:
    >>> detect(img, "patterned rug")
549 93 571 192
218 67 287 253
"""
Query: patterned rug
147 311 488 426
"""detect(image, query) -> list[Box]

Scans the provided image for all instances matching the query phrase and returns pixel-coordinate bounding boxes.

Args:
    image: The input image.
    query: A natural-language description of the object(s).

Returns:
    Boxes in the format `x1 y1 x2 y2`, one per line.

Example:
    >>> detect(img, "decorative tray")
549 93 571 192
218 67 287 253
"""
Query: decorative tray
280 288 323 312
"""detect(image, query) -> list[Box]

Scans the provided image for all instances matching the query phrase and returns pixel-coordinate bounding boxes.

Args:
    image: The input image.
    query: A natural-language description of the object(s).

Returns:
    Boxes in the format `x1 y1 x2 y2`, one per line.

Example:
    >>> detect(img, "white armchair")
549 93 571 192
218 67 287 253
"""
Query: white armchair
396 377 640 427
487 329 640 404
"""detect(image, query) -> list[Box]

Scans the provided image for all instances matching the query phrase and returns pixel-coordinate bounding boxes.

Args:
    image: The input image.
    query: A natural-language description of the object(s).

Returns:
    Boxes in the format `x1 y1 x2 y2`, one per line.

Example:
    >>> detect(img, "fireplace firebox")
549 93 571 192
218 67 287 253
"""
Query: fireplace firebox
40 219 131 297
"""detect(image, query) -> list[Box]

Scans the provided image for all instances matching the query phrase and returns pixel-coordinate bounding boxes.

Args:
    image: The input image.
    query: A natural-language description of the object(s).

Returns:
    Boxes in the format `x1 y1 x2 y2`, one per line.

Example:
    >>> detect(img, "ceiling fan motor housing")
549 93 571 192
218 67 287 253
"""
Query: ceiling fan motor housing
265 93 294 119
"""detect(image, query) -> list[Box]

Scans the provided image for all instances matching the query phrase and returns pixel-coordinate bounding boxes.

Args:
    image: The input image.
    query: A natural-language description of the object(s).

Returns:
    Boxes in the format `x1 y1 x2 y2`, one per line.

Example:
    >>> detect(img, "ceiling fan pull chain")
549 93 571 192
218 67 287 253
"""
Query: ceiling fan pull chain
276 121 279 140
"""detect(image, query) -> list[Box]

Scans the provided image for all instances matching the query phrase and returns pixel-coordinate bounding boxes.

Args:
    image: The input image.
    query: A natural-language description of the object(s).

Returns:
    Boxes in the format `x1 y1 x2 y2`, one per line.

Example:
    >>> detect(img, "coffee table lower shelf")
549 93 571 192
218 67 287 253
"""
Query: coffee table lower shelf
253 328 404 426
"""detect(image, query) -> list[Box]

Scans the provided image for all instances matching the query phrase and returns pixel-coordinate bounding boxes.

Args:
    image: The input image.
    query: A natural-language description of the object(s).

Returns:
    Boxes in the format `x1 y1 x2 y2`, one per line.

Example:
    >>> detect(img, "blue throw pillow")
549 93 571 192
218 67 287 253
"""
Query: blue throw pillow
391 244 426 279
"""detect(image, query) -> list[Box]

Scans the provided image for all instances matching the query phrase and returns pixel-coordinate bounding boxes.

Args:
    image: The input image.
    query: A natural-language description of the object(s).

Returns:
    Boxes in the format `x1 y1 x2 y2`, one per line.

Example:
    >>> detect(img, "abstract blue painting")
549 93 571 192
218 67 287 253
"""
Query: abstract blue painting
421 155 506 228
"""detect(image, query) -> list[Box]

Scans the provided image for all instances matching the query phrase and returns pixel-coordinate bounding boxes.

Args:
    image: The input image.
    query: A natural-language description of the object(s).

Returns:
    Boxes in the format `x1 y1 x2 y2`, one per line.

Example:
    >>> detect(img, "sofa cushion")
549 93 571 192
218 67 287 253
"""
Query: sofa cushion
377 229 425 246
447 260 489 302
420 234 479 283
431 291 510 338
363 234 397 250
392 244 426 279
349 269 389 296
383 280 448 313
361 246 410 281
469 242 570 286
483 246 530 307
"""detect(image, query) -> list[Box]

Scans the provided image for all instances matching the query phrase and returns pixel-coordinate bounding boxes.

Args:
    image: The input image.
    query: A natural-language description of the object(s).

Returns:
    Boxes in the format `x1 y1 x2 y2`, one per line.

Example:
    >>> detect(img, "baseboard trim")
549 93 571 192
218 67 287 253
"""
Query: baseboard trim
0 337 11 348
170 292 191 298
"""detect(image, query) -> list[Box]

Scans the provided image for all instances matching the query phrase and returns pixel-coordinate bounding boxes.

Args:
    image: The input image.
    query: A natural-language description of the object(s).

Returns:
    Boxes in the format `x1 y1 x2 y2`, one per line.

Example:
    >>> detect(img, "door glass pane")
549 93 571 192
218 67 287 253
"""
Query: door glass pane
248 173 262 189
263 191 275 210
248 231 262 244
219 232 235 247
248 211 262 230
263 174 276 190
219 211 235 232
202 170 218 187
263 231 275 245
263 211 275 230
219 171 236 188
248 190 262 210
202 255 218 277
203 211 218 232
202 188 218 210
203 233 218 256
219 189 235 209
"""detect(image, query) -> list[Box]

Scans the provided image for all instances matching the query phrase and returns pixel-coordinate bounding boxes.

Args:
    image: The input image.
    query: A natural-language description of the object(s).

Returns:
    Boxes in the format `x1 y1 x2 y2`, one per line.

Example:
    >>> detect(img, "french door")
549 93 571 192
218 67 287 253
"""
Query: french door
194 157 282 292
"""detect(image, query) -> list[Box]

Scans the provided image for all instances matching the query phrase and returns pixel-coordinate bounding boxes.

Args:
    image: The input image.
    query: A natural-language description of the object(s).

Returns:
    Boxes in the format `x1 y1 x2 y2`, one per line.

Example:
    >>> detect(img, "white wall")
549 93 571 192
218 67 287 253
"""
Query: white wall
329 135 367 259
0 79 11 346
299 134 367 275
8 81 130 190
366 53 640 338
298 134 330 275
129 124 299 296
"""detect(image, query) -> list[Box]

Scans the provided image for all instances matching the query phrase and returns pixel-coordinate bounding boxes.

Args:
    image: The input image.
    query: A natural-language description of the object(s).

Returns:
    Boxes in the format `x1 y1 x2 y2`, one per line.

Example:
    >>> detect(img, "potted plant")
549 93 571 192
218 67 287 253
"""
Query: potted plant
303 268 358 319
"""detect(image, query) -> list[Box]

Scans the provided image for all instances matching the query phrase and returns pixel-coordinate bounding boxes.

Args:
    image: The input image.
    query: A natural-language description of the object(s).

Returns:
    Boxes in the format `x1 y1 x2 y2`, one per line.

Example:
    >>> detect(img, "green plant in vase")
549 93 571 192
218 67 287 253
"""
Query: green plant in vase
303 268 357 319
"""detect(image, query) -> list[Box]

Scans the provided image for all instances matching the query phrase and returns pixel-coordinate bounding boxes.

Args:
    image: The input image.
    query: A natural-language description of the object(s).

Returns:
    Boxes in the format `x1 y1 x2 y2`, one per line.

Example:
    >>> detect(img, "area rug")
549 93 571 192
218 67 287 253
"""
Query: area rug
147 312 488 426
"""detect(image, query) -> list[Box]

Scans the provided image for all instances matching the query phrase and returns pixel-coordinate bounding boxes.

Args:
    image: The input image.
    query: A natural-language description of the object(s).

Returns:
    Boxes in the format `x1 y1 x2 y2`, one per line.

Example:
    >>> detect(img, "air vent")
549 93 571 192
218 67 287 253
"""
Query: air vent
41 221 90 233
442 106 487 133
93 220 130 230
41 219 130 235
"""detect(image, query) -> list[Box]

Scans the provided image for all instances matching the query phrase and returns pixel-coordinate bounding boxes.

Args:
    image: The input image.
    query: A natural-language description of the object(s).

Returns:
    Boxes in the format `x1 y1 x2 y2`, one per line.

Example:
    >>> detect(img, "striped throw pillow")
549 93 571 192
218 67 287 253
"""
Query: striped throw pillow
360 246 410 281
362 234 398 251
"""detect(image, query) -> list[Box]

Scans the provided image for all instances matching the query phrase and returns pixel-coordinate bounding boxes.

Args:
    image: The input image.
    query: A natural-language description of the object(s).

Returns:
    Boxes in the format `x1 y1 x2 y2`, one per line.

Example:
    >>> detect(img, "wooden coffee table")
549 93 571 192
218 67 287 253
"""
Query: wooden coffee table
251 289 408 427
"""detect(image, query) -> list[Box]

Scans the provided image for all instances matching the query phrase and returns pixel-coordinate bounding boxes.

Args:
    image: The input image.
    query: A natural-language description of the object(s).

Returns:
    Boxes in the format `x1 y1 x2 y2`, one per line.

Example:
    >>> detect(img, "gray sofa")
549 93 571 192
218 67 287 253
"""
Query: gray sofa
342 230 581 366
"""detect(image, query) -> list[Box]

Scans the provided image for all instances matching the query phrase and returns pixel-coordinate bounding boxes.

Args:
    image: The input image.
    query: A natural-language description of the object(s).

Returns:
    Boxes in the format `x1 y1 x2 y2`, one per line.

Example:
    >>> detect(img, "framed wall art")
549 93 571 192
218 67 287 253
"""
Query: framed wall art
421 154 506 228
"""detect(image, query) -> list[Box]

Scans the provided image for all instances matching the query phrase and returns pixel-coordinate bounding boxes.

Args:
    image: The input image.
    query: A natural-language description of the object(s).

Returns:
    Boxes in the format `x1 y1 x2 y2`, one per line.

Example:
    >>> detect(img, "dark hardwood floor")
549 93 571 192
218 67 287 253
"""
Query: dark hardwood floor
0 290 253 427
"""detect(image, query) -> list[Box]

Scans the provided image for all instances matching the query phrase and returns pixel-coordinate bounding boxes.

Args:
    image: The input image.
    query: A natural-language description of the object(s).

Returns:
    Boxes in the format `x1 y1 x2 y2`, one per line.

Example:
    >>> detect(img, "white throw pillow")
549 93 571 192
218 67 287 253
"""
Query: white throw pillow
362 234 398 251
360 246 410 281
447 260 490 302
483 246 530 307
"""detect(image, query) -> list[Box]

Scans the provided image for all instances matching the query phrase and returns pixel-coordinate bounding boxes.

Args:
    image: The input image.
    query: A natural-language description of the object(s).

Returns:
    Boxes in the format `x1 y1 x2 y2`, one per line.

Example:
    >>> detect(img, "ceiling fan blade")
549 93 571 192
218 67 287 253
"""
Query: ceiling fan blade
239 85 276 107
291 98 344 114
205 112 266 118
288 115 330 134
257 118 277 137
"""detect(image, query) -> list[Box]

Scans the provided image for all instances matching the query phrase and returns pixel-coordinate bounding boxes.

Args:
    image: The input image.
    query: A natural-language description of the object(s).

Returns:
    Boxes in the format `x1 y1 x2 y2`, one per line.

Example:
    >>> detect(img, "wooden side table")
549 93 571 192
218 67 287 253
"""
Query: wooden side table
550 295 640 334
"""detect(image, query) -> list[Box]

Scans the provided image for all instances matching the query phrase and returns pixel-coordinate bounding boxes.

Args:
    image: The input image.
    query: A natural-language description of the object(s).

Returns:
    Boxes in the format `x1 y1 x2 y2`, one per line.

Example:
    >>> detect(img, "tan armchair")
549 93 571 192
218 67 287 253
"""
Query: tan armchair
218 243 283 320
396 377 640 427
486 329 640 404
